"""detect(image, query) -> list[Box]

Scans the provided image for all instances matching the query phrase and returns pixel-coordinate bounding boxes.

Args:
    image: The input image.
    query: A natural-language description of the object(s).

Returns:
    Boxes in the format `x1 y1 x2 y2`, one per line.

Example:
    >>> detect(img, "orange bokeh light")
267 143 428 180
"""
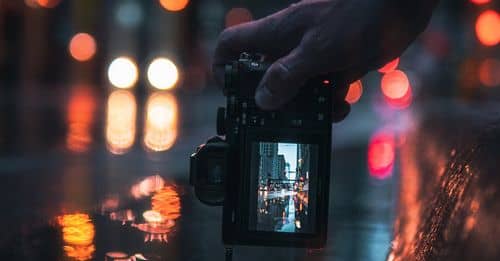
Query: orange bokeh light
57 213 95 261
152 185 181 221
381 70 410 100
131 175 166 199
378 58 400 74
225 7 253 28
37 0 61 8
105 90 137 154
159 0 189 12
470 0 490 5
69 33 97 62
475 10 500 46
144 92 178 152
479 58 500 87
133 184 181 242
66 85 96 153
368 131 395 179
386 86 412 109
345 80 363 104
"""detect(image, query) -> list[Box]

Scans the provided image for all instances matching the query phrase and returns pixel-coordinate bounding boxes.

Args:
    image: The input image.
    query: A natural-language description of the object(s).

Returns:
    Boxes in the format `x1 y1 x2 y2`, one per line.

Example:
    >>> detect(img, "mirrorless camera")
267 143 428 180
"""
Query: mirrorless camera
190 53 333 248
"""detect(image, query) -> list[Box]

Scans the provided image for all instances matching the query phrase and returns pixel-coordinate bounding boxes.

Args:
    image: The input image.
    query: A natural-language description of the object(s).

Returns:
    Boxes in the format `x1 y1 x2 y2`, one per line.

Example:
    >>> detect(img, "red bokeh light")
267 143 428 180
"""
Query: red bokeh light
159 0 189 12
386 86 412 109
475 10 500 46
225 8 253 28
69 33 97 62
381 70 410 99
368 131 396 179
345 80 363 104
470 0 490 5
378 58 400 74
37 0 61 8
66 85 96 153
479 58 500 87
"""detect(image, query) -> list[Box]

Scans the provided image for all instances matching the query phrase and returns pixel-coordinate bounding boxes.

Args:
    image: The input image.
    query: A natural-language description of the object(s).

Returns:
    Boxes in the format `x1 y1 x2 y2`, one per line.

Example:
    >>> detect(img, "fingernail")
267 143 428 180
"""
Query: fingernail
255 85 275 110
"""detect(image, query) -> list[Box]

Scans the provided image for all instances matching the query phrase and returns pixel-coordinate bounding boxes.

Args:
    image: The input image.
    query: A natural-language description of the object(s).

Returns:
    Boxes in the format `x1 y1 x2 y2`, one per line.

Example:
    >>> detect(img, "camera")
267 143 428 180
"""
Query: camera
190 53 333 248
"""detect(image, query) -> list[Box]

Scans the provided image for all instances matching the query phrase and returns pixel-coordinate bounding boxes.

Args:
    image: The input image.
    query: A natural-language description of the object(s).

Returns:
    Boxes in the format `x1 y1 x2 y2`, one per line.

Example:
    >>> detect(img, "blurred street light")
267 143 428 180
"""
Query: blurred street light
345 80 363 104
159 0 189 12
475 10 500 46
69 33 97 62
470 0 491 5
378 58 400 74
368 131 395 180
147 57 179 90
115 1 143 28
36 0 61 8
107 57 139 89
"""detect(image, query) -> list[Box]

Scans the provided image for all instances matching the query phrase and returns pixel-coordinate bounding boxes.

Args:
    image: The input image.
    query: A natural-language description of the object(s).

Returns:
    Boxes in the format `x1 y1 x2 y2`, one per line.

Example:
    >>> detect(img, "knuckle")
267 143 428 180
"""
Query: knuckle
217 27 238 47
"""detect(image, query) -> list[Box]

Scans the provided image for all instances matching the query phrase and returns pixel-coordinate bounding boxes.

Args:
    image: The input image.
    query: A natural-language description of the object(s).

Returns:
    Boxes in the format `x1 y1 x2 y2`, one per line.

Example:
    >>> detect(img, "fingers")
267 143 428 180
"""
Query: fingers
255 47 316 110
213 7 306 85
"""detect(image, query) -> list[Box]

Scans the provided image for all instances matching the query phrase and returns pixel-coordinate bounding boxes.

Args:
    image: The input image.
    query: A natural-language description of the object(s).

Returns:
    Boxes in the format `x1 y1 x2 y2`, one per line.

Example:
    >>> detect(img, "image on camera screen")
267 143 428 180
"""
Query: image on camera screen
249 142 317 234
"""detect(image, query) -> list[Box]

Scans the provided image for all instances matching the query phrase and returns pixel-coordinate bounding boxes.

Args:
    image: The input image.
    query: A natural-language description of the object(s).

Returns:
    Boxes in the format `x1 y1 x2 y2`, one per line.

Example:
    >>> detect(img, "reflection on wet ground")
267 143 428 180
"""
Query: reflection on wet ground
389 105 500 260
256 191 309 233
0 85 396 260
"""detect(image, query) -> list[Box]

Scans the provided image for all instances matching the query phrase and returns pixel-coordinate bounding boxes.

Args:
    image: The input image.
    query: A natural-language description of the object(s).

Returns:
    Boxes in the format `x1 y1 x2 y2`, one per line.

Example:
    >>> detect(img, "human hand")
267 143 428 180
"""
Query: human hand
213 0 437 122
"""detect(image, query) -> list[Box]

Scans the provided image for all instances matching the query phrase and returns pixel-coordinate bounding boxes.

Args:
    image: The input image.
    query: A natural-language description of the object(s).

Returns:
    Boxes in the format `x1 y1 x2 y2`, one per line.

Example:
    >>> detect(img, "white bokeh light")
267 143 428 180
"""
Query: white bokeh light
147 57 179 90
107 57 139 89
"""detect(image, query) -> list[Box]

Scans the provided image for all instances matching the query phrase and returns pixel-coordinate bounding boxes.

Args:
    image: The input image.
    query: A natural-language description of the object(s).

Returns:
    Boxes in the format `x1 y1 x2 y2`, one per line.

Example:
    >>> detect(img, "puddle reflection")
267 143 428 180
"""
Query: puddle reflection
106 90 137 154
134 184 181 242
104 175 181 244
57 213 96 261
143 92 178 152
66 85 96 153
257 191 309 233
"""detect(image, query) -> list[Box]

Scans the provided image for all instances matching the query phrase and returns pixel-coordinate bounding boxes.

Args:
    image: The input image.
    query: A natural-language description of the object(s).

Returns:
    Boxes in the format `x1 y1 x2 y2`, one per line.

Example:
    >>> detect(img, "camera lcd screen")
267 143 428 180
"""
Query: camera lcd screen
248 142 318 234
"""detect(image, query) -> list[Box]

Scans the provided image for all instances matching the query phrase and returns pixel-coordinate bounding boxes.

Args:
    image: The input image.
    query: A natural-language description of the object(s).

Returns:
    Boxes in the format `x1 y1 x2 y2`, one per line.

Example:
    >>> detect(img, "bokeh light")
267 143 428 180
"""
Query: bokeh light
152 185 181 221
107 57 139 89
24 0 39 8
144 92 178 152
368 131 395 179
475 10 500 46
386 86 412 109
57 213 95 261
345 80 363 104
225 7 253 28
470 0 491 5
159 0 189 12
105 90 137 154
378 58 400 74
66 85 96 153
133 185 180 242
147 57 179 90
479 58 500 87
115 1 143 28
131 175 165 199
381 70 410 100
68 33 97 62
36 0 61 8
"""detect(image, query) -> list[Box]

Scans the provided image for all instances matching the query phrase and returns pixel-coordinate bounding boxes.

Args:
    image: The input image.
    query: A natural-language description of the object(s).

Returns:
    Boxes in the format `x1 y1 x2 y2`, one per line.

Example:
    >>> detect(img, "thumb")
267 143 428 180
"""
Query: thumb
255 48 313 110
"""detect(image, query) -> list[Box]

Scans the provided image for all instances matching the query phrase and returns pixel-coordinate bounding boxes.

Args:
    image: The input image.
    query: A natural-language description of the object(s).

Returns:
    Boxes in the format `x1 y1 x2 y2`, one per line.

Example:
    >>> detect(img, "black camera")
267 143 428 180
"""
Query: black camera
190 53 333 248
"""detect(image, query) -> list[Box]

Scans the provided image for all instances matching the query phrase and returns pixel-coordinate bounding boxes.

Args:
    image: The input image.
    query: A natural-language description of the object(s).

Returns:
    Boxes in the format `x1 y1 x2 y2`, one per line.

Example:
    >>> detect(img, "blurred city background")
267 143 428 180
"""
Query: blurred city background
0 0 499 260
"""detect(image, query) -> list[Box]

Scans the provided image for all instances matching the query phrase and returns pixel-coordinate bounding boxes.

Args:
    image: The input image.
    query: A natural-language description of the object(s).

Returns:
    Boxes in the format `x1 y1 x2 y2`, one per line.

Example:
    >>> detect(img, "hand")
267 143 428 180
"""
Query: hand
213 0 437 122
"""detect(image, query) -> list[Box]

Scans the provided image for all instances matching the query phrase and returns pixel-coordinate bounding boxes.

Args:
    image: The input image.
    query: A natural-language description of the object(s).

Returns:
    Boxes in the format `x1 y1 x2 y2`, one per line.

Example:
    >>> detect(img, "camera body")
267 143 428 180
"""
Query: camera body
190 53 333 248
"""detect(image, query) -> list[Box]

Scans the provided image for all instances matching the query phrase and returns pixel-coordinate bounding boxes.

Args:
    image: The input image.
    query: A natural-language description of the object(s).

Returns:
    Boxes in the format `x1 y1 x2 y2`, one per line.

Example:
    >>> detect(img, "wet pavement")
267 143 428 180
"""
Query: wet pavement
7 86 499 261
0 84 397 260
390 103 500 261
